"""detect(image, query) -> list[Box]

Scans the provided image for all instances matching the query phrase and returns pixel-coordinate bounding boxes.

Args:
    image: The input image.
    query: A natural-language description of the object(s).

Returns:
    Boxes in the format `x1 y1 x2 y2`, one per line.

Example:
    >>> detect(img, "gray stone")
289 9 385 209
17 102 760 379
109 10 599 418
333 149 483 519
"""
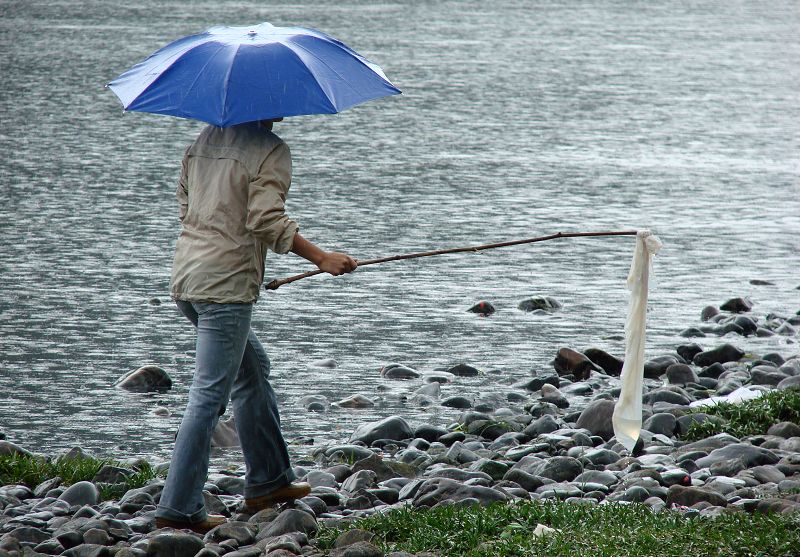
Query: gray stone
446 363 481 377
676 344 703 363
666 364 698 385
0 440 31 456
58 481 99 507
553 348 601 380
6 527 50 545
331 541 383 557
767 422 800 438
204 522 256 545
523 415 560 437
260 509 317 538
700 306 719 321
583 348 623 376
211 417 240 448
693 344 745 367
644 356 681 379
777 375 800 390
349 416 413 445
754 497 800 515
81 529 111 546
92 465 134 484
380 363 420 380
147 534 205 557
467 301 495 316
332 395 375 409
61 544 111 557
665 485 727 508
695 443 779 469
720 297 753 313
643 413 677 437
750 366 789 387
441 396 472 409
412 478 508 507
114 365 172 392
518 296 562 312
574 470 619 487
333 530 375 549
515 456 583 482
341 470 377 495
575 399 616 440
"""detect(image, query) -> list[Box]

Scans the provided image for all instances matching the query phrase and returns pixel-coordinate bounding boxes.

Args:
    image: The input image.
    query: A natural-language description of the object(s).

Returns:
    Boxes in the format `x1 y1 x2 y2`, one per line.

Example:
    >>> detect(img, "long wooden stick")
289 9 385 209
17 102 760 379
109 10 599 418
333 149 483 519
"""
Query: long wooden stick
264 229 639 291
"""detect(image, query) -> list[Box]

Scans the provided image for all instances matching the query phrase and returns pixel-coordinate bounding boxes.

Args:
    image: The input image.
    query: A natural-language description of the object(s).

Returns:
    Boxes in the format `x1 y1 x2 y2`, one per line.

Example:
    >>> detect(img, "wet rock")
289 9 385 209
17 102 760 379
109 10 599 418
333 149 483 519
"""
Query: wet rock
754 497 800 515
665 364 698 385
260 509 317 538
720 297 753 313
300 395 330 412
644 388 692 406
692 344 745 366
437 394 475 412
414 425 447 442
324 445 375 462
0 440 33 456
700 306 719 321
643 413 677 437
553 348 601 380
421 372 455 384
412 478 508 507
58 481 99 506
695 443 779 469
209 416 240 448
540 384 569 408
575 399 616 440
332 395 375 409
644 356 681 379
515 456 583 482
380 363 420 380
523 414 560 437
350 416 413 445
733 316 758 336
467 301 495 316
767 422 800 438
666 485 727 508
446 363 480 377
61 544 112 557
6 527 51 545
114 365 172 392
518 296 562 312
515 374 560 392
750 366 789 387
676 344 703 363
777 376 800 390
698 362 726 379
204 522 256 545
147 533 204 557
582 348 623 376
311 358 337 368
679 327 706 338
330 541 383 557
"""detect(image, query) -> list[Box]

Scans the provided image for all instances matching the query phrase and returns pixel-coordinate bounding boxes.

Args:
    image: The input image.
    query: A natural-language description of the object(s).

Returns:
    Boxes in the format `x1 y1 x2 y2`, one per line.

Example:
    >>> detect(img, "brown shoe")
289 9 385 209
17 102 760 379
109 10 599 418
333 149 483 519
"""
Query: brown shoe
245 482 312 511
154 514 227 534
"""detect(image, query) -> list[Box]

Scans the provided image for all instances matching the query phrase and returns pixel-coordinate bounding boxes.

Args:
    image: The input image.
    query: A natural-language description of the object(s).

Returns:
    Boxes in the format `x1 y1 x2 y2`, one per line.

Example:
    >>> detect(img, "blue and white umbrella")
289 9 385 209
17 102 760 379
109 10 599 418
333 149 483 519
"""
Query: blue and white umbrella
107 22 401 127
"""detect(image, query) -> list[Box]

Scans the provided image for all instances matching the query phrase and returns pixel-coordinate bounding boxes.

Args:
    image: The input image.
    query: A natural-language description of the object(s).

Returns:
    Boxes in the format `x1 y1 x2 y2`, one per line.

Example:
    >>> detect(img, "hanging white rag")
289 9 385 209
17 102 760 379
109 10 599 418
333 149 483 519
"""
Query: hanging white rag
612 229 663 452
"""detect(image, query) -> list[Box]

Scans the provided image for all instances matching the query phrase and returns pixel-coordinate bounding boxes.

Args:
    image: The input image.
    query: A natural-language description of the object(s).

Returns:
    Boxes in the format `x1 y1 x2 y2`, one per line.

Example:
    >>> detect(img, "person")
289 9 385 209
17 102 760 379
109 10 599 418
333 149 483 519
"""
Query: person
155 119 357 533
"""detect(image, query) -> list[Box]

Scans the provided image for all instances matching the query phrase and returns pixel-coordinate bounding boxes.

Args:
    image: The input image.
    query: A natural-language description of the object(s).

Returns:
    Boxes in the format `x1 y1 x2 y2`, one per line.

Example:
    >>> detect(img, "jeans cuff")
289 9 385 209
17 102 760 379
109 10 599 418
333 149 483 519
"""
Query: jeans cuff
155 503 208 523
244 467 297 499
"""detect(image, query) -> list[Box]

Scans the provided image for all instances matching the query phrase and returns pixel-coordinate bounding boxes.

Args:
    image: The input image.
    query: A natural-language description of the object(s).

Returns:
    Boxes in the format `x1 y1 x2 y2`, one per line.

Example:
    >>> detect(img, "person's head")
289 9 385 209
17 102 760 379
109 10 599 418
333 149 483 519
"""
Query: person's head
258 117 283 130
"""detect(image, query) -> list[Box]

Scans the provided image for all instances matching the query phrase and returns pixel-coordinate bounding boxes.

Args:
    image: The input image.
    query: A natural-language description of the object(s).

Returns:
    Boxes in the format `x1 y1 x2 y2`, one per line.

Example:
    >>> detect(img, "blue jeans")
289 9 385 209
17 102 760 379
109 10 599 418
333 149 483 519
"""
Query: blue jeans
156 301 296 522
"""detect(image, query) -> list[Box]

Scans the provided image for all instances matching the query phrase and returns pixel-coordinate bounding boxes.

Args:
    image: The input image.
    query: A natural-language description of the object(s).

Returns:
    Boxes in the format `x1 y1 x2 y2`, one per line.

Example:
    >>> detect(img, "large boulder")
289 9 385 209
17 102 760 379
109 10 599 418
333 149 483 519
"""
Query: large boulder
114 365 172 392
553 348 601 380
583 348 623 376
575 399 616 440
412 478 508 508
350 416 414 446
692 344 745 367
695 443 779 469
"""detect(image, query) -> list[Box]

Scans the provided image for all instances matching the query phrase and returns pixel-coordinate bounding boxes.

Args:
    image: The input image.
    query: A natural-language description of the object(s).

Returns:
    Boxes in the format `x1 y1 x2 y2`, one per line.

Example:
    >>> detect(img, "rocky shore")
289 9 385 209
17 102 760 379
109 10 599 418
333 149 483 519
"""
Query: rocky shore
1 295 799 557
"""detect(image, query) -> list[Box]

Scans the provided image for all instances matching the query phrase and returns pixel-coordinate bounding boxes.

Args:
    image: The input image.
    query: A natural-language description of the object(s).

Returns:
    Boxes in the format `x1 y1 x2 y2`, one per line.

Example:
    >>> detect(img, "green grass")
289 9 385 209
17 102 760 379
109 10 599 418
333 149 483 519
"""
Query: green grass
317 500 800 557
682 388 800 441
0 454 163 501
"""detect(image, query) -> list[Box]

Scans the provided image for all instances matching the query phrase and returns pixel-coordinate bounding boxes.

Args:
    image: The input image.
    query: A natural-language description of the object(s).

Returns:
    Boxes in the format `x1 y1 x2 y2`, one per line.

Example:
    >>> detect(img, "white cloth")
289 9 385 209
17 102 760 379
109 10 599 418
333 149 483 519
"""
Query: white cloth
612 230 662 452
689 386 764 408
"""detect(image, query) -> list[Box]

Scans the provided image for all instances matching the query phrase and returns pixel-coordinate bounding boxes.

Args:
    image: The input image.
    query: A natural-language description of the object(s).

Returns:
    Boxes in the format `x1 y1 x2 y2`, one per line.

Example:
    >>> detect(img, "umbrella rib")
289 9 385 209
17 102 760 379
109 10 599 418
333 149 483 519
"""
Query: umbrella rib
219 43 241 125
274 42 338 114
179 42 232 124
281 39 370 111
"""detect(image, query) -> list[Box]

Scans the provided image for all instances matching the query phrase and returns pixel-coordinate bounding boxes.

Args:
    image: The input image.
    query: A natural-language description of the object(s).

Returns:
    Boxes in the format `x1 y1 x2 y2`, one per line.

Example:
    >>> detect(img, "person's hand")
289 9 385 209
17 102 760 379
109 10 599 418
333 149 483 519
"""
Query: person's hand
317 252 358 276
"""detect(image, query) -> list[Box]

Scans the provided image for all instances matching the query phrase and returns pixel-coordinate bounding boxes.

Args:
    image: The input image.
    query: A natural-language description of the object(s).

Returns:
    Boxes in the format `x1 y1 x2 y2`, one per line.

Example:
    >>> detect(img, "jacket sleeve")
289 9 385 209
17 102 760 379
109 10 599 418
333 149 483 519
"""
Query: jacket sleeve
176 151 189 222
246 142 299 254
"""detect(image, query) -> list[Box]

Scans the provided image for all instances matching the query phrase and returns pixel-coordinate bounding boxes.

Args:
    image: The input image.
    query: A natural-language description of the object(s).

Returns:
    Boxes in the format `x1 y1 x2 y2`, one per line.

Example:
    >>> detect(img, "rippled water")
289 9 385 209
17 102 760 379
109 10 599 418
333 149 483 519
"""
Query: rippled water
1 0 798 463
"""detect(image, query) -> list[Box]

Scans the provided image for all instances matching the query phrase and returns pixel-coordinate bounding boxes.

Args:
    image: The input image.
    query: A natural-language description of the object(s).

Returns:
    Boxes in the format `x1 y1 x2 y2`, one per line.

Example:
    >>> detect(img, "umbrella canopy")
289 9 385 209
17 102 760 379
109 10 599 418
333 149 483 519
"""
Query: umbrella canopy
107 22 401 127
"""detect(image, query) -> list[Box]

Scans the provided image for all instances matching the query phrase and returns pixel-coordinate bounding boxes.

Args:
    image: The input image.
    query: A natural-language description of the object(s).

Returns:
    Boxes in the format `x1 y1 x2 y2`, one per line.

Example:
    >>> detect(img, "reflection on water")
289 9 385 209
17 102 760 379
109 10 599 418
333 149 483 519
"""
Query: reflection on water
1 0 798 463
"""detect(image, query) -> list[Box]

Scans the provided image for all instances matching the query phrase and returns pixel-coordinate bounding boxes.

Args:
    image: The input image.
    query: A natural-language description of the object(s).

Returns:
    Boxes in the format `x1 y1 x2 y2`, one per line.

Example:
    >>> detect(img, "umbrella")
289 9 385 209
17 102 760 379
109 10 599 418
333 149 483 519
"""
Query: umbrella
106 22 400 127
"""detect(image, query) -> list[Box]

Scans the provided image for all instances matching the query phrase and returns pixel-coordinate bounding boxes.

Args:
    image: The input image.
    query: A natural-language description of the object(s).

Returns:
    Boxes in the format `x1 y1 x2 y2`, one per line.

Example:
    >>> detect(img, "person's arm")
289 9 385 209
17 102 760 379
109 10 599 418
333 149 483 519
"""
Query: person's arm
176 153 189 222
291 232 358 276
246 143 299 254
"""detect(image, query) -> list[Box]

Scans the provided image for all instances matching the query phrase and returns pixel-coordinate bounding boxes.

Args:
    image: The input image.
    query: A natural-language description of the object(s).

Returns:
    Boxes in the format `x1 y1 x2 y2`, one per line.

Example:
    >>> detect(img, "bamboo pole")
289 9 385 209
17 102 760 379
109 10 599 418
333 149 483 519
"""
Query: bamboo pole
264 229 639 291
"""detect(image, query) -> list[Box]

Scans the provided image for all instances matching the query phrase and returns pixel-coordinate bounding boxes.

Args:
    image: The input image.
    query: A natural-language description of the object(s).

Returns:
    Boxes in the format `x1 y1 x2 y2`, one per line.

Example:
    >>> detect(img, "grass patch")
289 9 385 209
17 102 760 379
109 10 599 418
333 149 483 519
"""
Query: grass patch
0 453 163 501
682 388 800 441
317 500 800 557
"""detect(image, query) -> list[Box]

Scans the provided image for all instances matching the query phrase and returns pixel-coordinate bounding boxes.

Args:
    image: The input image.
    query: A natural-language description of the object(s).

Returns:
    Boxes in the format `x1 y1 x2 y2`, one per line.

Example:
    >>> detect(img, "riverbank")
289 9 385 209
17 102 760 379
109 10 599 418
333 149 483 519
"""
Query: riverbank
1 295 799 556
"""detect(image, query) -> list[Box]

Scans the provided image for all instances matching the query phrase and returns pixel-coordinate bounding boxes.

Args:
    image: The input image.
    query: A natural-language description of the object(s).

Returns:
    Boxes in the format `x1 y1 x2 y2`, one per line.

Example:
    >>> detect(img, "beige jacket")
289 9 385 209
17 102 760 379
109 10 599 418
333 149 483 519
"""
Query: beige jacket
170 122 299 303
